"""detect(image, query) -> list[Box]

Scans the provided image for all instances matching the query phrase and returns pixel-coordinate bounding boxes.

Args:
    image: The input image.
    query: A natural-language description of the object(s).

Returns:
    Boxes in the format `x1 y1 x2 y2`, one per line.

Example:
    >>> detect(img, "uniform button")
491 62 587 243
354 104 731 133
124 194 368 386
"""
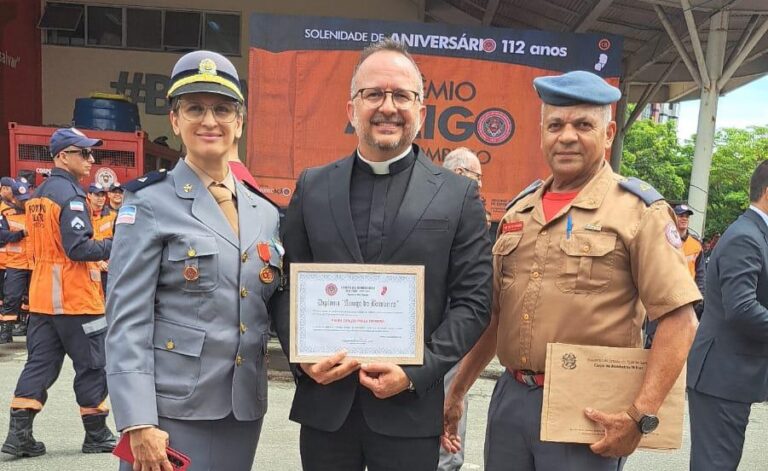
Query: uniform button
581 244 591 253
241 252 249 263
165 339 175 350
541 230 547 235
523 313 530 320
187 248 196 257
240 287 248 298
531 271 540 279
521 356 527 364
236 355 244 366
240 322 247 334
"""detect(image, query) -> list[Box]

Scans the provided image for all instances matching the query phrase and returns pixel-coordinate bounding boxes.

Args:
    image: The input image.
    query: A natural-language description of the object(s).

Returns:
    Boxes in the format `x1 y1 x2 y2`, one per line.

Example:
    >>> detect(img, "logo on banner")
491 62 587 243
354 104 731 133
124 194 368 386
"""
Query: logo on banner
475 109 515 146
482 39 497 53
598 38 612 51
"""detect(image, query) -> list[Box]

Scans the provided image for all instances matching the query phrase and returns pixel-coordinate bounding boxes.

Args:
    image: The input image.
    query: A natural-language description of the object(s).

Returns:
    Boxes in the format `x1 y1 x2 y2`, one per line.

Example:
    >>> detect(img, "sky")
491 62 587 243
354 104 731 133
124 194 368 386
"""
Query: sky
676 75 768 141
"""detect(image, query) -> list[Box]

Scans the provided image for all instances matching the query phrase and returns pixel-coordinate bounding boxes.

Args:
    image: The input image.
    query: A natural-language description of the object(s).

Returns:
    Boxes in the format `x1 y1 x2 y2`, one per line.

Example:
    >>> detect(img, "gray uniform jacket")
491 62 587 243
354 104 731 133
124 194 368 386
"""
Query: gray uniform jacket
105 159 281 431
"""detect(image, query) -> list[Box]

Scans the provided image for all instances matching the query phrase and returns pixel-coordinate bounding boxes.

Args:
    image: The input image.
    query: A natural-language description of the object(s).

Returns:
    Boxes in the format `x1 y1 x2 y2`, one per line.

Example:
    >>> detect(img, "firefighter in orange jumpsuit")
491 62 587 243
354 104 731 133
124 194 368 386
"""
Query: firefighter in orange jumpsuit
86 182 116 294
1 128 115 458
0 180 33 343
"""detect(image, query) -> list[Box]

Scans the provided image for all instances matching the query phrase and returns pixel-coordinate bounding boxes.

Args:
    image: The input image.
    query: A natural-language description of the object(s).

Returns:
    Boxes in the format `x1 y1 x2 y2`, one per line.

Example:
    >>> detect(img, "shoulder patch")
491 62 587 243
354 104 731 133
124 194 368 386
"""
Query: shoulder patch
115 205 137 225
239 179 281 211
123 169 168 193
506 179 543 211
69 200 85 212
617 177 664 206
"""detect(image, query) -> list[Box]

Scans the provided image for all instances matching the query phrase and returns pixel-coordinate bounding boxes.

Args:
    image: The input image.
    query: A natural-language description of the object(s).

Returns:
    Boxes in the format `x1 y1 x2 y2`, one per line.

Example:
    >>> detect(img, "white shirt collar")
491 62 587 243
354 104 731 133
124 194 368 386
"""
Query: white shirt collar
356 147 412 175
749 205 768 228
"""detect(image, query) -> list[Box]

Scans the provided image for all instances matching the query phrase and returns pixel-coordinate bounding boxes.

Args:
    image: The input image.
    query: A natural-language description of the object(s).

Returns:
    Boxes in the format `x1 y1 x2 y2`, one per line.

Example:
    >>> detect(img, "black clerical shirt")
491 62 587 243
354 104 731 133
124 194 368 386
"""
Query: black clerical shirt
349 149 416 263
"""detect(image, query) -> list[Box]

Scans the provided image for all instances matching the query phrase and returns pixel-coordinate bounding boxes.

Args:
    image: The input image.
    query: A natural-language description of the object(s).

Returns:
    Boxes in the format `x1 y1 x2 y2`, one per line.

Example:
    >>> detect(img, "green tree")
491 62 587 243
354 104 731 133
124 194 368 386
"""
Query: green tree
620 118 689 201
621 118 767 239
684 126 768 238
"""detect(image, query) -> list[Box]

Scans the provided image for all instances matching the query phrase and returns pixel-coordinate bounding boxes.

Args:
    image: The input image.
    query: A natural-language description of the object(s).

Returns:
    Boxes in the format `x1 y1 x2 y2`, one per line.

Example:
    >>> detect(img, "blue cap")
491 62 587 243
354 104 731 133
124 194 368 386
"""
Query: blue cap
533 70 621 106
11 180 31 201
167 50 243 103
0 177 14 187
88 182 107 194
108 182 123 192
50 127 103 158
674 204 693 216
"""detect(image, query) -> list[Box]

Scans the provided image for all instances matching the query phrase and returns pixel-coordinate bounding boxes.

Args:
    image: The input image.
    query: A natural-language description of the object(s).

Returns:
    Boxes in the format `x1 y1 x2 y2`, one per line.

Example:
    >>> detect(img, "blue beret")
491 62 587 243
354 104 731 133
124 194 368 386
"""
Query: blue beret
50 127 102 157
167 50 243 103
0 177 14 187
533 70 621 106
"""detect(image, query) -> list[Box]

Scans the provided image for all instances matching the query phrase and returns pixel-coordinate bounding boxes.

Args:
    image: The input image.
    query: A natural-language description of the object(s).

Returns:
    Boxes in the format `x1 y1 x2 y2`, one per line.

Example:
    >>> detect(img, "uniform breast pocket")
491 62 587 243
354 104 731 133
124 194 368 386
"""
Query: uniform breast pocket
153 319 206 399
493 233 523 289
167 235 220 293
556 232 617 294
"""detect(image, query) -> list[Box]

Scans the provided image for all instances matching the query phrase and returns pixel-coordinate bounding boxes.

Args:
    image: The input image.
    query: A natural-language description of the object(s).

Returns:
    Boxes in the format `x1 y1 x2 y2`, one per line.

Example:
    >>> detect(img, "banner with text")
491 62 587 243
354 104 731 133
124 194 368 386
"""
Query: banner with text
247 14 622 218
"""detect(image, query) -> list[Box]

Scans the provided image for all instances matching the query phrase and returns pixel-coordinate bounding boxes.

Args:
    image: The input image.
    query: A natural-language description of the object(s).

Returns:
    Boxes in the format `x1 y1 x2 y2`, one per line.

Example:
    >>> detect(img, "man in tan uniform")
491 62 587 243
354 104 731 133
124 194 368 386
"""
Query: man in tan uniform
441 71 701 470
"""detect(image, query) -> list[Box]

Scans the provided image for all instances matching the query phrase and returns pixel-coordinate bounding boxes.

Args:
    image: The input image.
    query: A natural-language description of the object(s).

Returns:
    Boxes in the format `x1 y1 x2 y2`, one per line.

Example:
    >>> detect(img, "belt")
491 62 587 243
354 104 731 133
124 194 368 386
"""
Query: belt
509 368 545 387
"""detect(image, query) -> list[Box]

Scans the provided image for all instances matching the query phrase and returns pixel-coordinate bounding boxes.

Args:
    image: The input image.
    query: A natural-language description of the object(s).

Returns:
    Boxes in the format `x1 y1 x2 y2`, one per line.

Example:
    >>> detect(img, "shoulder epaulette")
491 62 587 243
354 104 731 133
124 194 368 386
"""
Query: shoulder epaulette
239 179 281 212
506 179 543 211
123 169 168 193
617 177 664 206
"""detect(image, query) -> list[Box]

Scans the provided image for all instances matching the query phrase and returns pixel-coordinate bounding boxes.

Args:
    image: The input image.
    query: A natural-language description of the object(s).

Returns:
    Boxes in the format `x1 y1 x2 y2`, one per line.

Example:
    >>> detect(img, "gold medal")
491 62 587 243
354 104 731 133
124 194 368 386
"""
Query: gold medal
259 266 274 284
183 265 200 281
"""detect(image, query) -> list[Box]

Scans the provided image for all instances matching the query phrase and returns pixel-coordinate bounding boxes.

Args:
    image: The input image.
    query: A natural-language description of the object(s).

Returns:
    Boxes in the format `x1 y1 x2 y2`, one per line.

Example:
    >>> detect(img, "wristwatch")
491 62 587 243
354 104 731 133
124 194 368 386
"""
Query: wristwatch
626 404 659 434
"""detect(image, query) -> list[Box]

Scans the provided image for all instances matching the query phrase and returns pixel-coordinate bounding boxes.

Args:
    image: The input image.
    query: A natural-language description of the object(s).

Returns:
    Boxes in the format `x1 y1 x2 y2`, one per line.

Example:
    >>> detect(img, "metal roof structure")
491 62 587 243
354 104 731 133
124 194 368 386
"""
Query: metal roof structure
420 0 768 236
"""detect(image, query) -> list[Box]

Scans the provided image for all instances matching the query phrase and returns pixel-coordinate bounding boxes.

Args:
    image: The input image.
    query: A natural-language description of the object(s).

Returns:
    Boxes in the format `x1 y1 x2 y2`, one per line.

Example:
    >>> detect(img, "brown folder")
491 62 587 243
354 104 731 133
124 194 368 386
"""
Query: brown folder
540 343 685 450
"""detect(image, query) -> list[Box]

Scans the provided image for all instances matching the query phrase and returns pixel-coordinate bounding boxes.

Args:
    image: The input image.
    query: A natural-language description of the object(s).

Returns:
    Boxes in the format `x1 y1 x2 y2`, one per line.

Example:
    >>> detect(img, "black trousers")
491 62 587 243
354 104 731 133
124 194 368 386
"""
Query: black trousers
0 268 30 320
0 268 5 302
299 394 439 471
12 314 108 413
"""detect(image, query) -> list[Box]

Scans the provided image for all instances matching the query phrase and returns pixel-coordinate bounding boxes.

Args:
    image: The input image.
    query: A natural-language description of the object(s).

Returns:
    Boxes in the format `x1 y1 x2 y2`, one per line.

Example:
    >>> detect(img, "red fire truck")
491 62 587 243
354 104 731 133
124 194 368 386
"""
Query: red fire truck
7 122 180 188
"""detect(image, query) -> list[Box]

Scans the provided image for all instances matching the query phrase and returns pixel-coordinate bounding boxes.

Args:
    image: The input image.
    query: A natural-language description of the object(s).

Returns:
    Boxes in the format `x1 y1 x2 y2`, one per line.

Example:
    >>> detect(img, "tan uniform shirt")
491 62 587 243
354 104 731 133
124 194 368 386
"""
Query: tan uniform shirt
493 163 701 373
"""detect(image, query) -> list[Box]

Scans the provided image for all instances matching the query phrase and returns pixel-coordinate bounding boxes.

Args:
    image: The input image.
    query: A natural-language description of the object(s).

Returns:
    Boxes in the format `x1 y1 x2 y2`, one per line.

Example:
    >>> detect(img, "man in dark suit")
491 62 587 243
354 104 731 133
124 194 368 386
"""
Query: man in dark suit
272 39 492 471
687 160 768 470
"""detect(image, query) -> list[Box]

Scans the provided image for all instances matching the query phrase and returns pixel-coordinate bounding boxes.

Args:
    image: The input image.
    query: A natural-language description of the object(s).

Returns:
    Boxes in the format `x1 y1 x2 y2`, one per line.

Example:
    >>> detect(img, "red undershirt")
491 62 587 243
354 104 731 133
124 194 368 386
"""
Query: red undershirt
542 191 579 222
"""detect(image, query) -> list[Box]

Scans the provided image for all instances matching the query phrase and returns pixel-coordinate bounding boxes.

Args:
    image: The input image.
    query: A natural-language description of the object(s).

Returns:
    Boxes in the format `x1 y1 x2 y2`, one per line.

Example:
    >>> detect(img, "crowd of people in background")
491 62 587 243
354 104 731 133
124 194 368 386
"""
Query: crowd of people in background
0 175 123 344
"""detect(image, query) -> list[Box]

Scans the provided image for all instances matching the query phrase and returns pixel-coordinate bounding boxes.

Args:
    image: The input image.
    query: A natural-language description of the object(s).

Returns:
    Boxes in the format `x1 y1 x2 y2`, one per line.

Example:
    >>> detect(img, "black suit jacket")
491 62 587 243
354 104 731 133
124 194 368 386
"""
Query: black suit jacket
272 146 492 437
688 208 768 403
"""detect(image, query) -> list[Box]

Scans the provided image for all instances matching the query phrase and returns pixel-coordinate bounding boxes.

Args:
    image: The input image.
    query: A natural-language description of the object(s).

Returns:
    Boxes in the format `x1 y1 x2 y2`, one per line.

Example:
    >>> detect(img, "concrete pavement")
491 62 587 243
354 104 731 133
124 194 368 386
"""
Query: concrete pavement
1 339 767 470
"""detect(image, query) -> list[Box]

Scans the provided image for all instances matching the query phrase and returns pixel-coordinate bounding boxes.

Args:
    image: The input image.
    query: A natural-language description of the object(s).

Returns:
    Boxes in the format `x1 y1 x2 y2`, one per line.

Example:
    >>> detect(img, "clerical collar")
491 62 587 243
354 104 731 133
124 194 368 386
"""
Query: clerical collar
356 146 414 175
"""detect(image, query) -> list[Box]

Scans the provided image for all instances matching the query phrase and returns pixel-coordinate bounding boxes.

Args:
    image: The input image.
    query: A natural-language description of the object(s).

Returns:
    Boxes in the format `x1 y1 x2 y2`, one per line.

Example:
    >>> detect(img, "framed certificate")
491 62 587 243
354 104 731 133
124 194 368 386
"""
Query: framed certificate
289 263 424 365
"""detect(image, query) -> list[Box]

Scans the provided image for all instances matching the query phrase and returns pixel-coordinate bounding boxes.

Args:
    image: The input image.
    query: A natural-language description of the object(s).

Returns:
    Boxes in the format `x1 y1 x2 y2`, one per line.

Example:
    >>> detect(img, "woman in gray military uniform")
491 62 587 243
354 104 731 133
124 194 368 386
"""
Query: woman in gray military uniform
105 50 282 471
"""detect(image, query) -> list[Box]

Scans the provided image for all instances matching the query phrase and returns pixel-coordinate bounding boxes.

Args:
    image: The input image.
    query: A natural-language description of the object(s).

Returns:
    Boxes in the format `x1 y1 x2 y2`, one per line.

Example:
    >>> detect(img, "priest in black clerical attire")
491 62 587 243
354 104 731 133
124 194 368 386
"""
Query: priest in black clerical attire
271 38 492 471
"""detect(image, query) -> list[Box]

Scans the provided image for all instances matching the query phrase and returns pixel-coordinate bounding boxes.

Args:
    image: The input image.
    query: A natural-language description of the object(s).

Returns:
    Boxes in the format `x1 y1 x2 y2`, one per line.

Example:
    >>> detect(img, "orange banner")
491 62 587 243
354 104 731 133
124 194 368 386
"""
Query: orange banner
247 16 621 220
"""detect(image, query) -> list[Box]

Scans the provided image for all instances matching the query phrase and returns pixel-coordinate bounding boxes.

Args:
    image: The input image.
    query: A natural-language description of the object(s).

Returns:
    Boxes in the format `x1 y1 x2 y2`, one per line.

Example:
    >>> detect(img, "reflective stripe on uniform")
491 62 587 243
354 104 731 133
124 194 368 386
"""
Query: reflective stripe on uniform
51 264 64 315
82 316 107 335
10 397 43 411
79 399 109 416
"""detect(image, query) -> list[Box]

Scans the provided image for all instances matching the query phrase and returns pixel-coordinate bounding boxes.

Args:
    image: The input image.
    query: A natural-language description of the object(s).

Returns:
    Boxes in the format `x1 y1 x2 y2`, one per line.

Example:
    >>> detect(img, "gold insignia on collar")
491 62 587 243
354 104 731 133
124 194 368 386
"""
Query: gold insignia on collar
183 184 193 193
198 58 217 76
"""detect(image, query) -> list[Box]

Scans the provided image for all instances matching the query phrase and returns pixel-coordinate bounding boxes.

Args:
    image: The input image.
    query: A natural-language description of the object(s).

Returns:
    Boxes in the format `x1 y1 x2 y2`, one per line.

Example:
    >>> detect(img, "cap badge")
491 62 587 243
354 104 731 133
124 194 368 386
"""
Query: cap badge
198 58 218 76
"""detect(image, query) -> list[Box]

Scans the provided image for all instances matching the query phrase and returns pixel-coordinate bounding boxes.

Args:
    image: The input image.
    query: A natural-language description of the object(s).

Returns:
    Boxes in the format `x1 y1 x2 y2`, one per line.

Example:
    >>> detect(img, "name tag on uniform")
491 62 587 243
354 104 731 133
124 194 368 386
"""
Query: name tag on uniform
502 221 524 233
